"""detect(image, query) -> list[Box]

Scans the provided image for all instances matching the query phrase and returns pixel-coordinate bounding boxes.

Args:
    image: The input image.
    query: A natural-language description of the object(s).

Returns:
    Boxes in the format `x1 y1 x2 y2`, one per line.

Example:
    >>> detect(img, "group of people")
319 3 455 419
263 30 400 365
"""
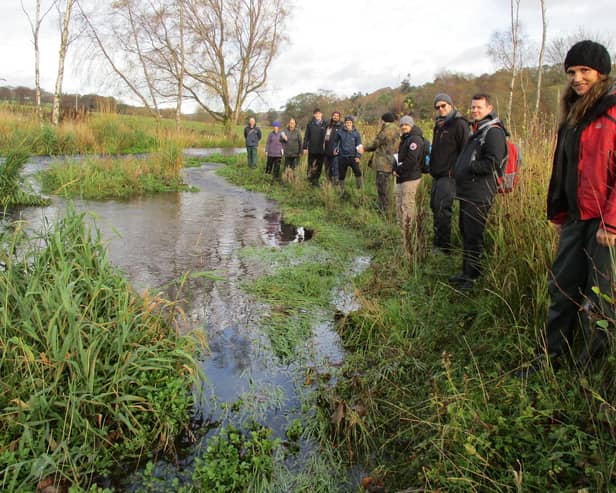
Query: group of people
244 40 616 374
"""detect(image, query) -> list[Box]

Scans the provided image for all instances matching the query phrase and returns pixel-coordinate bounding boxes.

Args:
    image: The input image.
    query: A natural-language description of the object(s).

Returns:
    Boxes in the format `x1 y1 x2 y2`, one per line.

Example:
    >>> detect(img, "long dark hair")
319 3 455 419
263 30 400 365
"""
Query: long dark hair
561 75 613 126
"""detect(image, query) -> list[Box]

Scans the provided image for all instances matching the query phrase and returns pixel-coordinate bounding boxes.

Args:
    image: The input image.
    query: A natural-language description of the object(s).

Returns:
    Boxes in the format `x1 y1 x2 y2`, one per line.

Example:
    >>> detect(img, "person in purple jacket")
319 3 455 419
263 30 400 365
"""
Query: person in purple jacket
265 121 284 179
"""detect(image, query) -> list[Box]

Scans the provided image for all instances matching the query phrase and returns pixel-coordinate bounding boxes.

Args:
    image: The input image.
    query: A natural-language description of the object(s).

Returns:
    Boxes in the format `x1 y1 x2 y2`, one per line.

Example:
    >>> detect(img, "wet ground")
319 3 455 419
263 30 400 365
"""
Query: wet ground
10 149 367 489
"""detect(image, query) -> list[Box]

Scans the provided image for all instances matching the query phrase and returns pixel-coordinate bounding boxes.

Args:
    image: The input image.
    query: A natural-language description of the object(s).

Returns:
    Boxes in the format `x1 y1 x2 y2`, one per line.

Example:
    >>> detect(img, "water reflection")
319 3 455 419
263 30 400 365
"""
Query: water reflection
8 149 353 489
12 151 339 419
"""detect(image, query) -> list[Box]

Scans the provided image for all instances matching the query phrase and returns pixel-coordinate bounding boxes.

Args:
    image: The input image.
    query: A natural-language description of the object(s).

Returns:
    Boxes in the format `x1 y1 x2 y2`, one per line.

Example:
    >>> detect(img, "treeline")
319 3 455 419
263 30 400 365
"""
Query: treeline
0 86 209 122
260 63 569 134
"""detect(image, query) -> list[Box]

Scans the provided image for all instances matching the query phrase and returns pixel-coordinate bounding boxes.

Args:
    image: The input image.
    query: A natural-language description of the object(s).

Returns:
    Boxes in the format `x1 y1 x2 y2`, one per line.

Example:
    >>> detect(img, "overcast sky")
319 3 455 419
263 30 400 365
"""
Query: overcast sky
2 0 615 112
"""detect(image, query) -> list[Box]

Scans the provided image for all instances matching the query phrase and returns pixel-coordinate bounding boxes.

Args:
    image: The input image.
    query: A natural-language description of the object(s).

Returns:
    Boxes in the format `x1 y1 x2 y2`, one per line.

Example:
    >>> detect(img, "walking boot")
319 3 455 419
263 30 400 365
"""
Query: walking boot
355 176 363 189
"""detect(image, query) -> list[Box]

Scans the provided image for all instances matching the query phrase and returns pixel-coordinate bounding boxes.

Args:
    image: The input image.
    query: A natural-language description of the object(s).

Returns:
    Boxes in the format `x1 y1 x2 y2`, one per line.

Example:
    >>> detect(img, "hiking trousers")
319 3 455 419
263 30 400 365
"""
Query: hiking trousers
545 218 613 361
458 198 492 279
430 175 455 250
247 146 258 168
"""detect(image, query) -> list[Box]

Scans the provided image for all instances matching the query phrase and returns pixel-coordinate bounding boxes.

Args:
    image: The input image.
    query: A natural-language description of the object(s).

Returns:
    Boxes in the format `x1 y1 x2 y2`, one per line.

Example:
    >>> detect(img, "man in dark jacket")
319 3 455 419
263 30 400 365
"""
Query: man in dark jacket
323 111 343 184
244 117 262 169
333 116 363 193
303 108 327 187
451 93 507 290
430 93 469 252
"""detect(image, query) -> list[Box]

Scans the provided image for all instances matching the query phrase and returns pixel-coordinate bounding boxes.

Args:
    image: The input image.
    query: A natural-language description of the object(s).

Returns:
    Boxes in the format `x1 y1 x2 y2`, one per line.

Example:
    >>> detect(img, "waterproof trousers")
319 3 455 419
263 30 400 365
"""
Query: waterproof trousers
545 218 613 361
246 146 258 168
430 176 455 250
376 171 393 213
458 199 492 279
307 153 325 186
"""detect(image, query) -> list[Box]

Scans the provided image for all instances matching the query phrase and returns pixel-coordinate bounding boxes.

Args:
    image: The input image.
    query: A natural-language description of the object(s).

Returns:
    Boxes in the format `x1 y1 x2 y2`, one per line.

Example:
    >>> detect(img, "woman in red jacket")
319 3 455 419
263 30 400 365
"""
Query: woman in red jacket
526 40 616 375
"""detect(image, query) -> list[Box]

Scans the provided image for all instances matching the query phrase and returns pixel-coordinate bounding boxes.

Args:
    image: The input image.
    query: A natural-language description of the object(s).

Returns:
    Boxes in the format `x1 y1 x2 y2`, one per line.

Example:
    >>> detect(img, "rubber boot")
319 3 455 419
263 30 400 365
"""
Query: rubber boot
355 176 363 189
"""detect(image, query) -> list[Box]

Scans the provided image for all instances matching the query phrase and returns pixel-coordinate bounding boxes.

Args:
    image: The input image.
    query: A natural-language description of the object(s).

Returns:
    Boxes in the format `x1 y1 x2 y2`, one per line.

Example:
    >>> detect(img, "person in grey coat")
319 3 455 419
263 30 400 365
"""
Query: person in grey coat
244 117 262 168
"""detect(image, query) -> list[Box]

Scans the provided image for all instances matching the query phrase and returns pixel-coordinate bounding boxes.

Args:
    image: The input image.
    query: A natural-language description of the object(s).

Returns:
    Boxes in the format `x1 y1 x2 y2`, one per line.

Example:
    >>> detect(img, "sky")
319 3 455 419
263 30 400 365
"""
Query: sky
1 0 615 112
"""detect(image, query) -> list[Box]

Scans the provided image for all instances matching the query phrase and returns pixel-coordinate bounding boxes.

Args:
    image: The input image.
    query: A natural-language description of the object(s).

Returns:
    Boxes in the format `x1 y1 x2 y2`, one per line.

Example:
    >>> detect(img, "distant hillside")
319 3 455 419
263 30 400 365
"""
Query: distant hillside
261 63 569 134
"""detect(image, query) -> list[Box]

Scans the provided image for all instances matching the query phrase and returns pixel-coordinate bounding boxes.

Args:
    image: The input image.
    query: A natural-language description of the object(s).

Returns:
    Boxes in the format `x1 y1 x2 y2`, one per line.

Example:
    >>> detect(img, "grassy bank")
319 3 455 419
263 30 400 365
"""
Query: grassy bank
0 208 202 492
210 129 615 492
0 106 243 156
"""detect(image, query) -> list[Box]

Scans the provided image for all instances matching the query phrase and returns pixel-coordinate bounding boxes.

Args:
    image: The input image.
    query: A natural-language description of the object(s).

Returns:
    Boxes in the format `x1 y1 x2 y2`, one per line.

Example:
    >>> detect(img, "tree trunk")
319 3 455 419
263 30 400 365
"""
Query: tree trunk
175 1 185 133
534 0 548 124
506 0 521 130
52 0 73 126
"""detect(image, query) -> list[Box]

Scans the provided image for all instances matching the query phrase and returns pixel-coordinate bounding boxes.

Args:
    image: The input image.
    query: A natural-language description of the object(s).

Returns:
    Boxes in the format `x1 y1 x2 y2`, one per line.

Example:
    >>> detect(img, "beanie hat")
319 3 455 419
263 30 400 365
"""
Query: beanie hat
381 112 396 122
433 93 453 107
272 121 280 127
344 115 354 122
564 40 611 75
399 115 414 127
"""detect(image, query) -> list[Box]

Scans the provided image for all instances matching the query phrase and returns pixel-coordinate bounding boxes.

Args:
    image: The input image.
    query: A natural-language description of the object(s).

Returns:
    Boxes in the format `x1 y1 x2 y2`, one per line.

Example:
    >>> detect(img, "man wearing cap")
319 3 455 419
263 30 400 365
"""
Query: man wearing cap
394 115 427 247
430 93 470 253
303 108 328 187
323 111 344 184
333 116 364 193
450 94 507 290
364 112 400 213
265 121 284 179
244 117 262 169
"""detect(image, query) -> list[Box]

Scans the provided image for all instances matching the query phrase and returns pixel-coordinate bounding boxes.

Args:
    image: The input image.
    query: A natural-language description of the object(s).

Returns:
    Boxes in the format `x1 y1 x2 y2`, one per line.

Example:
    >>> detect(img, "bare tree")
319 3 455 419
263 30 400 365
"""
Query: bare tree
487 0 522 130
534 0 547 120
137 0 188 130
76 0 163 120
21 0 55 125
546 28 615 67
51 0 75 126
507 0 521 130
182 0 288 129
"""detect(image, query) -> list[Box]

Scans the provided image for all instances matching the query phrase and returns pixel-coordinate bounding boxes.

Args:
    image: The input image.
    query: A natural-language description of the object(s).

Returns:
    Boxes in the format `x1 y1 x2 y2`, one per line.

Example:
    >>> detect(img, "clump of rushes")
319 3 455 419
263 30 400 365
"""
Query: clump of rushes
0 150 49 207
39 143 190 200
0 207 202 492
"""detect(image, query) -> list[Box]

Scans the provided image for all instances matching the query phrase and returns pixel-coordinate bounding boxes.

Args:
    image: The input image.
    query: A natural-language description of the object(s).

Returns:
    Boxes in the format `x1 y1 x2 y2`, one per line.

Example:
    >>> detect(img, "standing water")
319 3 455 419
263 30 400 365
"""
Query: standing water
12 149 366 490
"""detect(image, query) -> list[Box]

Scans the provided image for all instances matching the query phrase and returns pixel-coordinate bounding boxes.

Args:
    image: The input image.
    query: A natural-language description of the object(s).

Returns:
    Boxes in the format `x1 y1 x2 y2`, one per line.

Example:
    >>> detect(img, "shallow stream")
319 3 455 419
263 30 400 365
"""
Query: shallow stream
11 148 367 490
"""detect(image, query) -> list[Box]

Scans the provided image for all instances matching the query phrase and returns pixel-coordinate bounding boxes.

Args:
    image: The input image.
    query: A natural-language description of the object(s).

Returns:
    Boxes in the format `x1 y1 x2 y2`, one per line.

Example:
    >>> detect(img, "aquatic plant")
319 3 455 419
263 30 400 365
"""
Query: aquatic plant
39 143 191 200
0 207 202 491
0 149 48 207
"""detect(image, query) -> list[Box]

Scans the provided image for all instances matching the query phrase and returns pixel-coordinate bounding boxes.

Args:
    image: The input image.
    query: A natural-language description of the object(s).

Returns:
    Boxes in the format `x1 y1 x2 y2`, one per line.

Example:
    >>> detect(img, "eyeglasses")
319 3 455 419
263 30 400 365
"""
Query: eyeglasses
435 104 448 110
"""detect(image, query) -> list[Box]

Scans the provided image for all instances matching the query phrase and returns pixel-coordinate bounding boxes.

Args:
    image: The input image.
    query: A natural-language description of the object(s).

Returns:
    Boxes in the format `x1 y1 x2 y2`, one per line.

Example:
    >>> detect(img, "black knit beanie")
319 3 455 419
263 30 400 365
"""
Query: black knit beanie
381 112 395 122
564 40 611 75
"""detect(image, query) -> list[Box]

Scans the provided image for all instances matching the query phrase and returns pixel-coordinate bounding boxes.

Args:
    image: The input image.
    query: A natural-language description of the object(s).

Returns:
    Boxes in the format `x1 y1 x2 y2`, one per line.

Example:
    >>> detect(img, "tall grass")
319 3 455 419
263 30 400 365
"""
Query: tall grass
0 105 242 156
210 122 615 492
0 150 49 207
0 208 202 492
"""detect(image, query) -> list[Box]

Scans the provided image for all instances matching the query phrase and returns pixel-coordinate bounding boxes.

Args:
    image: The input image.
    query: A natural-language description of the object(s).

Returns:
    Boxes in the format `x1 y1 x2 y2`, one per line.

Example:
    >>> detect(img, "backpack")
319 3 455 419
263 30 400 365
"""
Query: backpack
477 119 521 193
420 137 432 174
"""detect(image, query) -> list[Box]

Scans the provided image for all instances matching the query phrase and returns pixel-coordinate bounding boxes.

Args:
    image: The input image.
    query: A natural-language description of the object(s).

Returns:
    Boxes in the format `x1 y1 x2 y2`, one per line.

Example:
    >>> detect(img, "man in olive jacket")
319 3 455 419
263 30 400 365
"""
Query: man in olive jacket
364 112 400 213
